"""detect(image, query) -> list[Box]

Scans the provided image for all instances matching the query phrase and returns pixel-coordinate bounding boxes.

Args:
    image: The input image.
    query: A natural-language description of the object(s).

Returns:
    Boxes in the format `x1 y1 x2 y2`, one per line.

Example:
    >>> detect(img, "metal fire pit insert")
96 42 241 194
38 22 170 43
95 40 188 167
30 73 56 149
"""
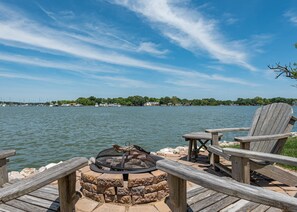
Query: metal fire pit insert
90 145 159 174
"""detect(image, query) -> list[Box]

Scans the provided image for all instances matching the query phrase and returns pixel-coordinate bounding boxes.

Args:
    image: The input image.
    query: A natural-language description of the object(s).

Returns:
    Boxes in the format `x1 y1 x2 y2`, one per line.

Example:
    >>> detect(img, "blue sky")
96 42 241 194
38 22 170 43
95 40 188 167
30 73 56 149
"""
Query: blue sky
0 0 297 102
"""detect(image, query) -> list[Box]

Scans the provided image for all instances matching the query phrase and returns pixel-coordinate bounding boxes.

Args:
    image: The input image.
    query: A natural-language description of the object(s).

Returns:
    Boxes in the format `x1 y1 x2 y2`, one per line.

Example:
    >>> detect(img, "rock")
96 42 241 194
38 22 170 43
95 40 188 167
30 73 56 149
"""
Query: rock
117 195 132 204
98 174 123 187
132 192 158 204
80 182 97 192
157 190 169 200
292 132 297 137
151 170 167 184
81 171 102 184
128 173 154 187
20 168 37 177
130 186 145 195
89 157 95 165
45 163 57 169
219 141 240 147
38 166 46 173
8 171 24 181
117 187 130 196
145 181 168 193
104 194 116 203
81 189 105 203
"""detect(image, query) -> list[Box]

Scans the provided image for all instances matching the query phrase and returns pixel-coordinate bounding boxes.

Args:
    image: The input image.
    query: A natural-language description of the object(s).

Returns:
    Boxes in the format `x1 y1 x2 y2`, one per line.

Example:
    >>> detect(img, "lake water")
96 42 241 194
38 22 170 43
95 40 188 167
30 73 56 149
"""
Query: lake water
1 106 296 171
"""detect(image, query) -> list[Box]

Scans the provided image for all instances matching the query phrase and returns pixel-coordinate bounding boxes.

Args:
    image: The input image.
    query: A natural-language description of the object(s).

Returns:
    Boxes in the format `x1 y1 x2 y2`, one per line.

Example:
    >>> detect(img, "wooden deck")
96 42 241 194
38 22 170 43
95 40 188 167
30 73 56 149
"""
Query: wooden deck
0 184 59 212
0 182 285 212
187 185 282 212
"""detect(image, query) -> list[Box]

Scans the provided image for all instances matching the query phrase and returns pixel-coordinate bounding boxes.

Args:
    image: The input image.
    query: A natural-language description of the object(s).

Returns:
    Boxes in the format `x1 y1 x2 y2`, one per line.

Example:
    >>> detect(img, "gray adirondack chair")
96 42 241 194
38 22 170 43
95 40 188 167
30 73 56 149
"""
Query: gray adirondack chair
207 103 297 185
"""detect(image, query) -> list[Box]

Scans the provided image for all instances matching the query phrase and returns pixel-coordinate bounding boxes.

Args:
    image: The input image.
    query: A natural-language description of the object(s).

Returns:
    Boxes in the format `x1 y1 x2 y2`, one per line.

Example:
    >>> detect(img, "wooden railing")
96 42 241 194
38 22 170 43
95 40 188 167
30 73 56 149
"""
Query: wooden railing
0 150 16 186
0 155 88 212
156 159 297 212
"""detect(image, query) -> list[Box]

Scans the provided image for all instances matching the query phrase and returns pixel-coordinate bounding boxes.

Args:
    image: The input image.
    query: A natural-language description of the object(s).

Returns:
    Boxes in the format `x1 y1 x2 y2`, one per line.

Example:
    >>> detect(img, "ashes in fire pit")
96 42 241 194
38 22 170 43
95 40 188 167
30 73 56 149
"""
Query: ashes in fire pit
90 144 160 174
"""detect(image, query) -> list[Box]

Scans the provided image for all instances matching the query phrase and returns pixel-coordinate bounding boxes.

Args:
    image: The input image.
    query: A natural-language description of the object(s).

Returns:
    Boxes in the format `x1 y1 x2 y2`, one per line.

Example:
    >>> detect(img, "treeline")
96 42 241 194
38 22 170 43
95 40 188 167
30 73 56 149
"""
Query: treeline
50 96 297 106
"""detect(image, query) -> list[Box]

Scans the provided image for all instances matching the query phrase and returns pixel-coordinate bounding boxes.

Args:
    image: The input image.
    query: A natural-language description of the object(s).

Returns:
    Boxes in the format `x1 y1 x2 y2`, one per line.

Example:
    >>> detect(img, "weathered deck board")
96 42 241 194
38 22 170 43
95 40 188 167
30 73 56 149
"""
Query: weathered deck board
187 187 284 212
0 184 59 212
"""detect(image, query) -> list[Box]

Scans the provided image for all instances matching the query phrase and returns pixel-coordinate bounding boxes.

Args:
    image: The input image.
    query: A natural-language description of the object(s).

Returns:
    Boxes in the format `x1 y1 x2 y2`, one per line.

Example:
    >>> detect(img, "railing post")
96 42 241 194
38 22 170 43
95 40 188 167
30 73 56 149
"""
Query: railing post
167 174 187 212
58 172 77 212
230 156 250 184
210 132 220 171
0 159 8 186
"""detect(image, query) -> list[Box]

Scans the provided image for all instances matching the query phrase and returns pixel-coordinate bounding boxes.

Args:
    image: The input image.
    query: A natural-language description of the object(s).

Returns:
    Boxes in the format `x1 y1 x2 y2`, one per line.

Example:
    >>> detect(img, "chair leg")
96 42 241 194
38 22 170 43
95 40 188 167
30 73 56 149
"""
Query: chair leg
210 153 220 171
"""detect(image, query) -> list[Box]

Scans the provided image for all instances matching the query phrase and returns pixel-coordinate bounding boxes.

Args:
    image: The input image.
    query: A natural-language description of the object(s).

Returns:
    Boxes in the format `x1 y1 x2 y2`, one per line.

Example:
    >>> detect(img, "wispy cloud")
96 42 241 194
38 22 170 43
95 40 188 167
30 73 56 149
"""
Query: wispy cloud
0 70 70 84
113 0 256 71
0 1 256 89
284 10 297 26
137 42 168 56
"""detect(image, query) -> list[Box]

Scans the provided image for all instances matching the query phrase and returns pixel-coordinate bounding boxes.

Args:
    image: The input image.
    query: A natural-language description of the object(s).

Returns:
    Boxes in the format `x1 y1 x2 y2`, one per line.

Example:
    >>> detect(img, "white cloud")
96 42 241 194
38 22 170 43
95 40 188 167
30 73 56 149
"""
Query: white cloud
137 42 168 56
113 0 256 71
284 10 297 26
0 2 256 88
0 71 70 84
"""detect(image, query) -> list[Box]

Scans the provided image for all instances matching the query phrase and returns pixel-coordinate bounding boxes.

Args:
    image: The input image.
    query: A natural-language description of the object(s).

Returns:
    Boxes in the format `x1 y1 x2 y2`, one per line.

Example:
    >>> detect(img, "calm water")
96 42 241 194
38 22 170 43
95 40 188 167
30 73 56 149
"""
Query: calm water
1 106 296 171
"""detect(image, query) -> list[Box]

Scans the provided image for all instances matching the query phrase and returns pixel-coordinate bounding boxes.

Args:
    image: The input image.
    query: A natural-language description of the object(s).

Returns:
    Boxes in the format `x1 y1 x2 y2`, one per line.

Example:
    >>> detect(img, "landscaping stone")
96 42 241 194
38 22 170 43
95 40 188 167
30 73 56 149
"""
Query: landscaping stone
20 168 37 177
130 186 145 195
132 192 158 204
81 171 102 184
117 187 130 196
75 197 99 212
117 195 132 204
128 173 154 187
157 190 169 200
145 181 168 193
151 170 167 183
93 204 126 212
128 205 159 212
105 194 116 203
82 189 105 203
104 187 116 195
81 182 97 193
98 174 123 187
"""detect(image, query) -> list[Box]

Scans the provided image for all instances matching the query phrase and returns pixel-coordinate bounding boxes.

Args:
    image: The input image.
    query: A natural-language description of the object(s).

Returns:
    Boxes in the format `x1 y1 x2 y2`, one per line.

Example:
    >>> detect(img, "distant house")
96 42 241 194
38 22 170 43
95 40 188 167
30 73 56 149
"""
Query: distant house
144 102 160 106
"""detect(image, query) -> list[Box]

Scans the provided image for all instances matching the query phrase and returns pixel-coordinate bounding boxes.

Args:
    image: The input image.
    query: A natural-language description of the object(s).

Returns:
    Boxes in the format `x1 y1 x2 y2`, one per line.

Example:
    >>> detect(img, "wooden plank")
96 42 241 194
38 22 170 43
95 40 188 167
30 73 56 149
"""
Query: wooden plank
0 204 26 212
0 150 16 160
266 207 283 212
220 199 258 212
5 199 55 212
190 192 227 211
251 161 297 187
17 195 59 210
251 204 270 212
205 127 250 133
0 157 87 202
187 189 217 206
29 190 59 202
36 186 59 196
157 159 297 211
224 148 297 167
234 133 292 143
199 196 239 212
167 174 186 212
187 186 206 199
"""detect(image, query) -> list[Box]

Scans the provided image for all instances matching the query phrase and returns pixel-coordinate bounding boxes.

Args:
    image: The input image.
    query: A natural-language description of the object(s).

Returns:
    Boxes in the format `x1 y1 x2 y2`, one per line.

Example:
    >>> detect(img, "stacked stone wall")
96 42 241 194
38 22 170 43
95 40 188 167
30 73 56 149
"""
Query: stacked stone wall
80 167 169 205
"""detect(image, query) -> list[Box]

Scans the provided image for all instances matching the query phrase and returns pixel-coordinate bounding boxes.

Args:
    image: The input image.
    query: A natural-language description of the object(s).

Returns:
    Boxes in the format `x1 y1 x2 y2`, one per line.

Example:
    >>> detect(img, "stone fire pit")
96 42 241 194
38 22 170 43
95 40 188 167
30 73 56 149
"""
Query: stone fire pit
80 166 169 205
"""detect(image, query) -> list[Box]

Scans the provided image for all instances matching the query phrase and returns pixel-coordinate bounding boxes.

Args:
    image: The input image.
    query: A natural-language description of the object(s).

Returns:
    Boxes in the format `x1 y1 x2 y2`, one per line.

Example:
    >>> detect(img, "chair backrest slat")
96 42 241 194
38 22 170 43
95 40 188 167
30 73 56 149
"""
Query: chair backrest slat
249 103 293 154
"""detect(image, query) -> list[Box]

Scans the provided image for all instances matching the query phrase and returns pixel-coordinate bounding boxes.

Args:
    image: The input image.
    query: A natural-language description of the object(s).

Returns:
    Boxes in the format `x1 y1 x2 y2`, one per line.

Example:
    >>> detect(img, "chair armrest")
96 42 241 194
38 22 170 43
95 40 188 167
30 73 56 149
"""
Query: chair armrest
0 157 88 202
223 148 297 167
234 133 292 143
205 127 250 133
0 150 16 160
